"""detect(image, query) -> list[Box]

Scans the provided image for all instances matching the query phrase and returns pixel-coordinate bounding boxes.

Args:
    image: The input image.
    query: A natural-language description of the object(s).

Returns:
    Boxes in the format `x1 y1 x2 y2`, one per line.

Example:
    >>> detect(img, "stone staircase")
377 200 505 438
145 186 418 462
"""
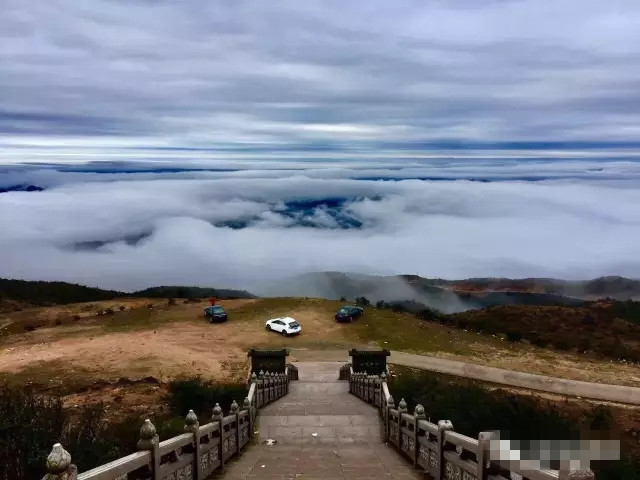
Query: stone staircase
218 362 422 479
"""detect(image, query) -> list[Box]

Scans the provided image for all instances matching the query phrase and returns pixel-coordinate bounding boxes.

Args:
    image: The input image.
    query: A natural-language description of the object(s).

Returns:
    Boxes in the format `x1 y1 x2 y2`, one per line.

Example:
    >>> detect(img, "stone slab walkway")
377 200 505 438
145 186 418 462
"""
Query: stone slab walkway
215 362 422 479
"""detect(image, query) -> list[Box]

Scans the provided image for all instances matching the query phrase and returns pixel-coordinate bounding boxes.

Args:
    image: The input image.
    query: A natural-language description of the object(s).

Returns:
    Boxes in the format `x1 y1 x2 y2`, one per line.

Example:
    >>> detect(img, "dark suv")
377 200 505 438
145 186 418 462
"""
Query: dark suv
204 305 228 323
335 305 364 322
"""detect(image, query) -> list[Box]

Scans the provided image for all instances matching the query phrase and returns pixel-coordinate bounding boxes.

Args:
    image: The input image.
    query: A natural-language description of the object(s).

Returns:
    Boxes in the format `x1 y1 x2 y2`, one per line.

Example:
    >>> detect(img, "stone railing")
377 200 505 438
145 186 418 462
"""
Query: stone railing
41 369 291 480
346 367 595 480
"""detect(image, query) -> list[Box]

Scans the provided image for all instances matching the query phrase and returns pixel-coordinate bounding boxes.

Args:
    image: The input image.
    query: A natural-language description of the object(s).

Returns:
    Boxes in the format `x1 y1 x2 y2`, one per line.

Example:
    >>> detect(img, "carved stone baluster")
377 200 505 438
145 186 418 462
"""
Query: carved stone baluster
42 443 77 480
380 372 387 408
413 404 426 467
437 420 454 480
212 403 224 468
386 395 395 442
243 397 251 447
137 419 160 480
477 431 492 480
397 399 408 452
185 410 200 480
230 400 239 456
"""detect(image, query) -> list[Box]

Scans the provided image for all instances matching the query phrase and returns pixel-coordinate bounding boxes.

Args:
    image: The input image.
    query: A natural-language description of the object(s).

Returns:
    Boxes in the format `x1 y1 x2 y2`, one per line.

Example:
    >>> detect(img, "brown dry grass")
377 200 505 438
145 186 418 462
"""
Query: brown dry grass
2 297 640 396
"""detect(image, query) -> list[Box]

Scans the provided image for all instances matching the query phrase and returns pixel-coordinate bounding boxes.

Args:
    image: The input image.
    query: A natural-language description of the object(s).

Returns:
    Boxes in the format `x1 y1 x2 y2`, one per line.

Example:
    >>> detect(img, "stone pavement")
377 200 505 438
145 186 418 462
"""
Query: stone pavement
216 362 422 479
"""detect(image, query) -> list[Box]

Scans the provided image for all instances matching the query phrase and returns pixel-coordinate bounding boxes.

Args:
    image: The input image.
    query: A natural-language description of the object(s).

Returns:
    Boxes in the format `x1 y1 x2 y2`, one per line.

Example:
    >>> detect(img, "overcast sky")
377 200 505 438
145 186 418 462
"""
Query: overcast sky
2 0 640 162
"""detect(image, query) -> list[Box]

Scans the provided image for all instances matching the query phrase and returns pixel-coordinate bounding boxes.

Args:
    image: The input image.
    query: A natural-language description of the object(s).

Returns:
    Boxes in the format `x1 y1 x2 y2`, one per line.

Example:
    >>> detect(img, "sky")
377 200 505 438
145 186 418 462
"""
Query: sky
1 1 640 291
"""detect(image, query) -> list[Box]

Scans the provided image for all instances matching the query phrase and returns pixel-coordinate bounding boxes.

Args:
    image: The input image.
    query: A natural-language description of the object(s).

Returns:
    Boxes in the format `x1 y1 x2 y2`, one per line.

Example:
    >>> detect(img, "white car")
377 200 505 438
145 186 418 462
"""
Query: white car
265 317 302 336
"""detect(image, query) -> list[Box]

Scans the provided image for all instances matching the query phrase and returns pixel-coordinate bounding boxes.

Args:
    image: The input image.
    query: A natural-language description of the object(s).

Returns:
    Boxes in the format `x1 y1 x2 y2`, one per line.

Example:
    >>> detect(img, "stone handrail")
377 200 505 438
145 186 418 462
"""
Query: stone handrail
41 368 292 480
346 365 595 480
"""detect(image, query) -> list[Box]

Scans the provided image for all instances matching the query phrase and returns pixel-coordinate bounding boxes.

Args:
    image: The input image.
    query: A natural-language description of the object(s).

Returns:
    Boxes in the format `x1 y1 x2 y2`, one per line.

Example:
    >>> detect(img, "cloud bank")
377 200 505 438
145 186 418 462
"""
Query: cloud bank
1 160 639 292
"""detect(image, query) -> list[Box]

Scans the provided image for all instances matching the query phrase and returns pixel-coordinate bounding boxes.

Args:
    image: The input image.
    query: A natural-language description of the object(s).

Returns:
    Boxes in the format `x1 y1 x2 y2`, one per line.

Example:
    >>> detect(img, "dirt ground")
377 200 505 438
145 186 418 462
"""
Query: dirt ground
2 297 640 397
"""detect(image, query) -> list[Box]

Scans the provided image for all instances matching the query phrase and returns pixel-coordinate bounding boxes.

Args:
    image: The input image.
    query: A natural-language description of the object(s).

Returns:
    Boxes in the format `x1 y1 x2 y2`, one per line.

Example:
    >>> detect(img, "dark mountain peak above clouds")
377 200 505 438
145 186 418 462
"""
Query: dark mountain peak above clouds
0 184 44 193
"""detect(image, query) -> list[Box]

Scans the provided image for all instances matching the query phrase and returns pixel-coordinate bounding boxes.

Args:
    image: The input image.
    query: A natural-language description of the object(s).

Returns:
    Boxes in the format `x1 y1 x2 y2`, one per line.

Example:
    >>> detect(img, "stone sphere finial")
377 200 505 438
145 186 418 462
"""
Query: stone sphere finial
137 419 158 450
259 370 264 379
250 372 257 383
185 409 199 433
230 400 239 414
212 403 223 418
380 372 387 380
46 443 71 474
398 398 407 410
387 395 395 407
414 404 426 419
243 397 251 409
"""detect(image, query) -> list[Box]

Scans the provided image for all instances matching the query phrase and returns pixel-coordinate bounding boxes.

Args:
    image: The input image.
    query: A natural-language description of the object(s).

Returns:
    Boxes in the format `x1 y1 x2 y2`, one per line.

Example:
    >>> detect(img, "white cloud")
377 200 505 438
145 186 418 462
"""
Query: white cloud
1 161 639 292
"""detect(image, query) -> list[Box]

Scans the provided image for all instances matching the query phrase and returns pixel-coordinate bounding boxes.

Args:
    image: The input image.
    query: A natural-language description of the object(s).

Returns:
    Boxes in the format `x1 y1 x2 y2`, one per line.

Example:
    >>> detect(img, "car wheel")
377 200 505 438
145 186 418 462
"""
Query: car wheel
281 330 288 336
267 324 273 331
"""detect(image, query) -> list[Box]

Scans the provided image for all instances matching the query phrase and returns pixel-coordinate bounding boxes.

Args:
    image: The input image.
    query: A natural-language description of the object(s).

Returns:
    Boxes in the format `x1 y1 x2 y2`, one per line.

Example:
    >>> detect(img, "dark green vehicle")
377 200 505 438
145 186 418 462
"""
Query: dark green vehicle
335 305 364 323
204 305 228 323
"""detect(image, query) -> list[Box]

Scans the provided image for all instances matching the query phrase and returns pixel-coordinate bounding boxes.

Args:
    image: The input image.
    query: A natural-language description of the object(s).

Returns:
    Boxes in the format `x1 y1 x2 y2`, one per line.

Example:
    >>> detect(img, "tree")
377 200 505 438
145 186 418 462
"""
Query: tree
354 296 370 307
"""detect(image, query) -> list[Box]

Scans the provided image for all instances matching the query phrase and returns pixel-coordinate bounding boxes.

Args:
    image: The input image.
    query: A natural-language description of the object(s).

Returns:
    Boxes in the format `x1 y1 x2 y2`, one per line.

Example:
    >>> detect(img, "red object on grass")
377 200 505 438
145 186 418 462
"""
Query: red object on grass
209 297 216 306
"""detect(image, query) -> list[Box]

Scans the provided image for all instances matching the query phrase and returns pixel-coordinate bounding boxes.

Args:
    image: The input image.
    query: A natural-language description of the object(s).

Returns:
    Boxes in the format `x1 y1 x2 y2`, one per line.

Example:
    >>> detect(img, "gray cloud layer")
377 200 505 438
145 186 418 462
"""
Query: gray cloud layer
2 160 640 291
2 0 640 161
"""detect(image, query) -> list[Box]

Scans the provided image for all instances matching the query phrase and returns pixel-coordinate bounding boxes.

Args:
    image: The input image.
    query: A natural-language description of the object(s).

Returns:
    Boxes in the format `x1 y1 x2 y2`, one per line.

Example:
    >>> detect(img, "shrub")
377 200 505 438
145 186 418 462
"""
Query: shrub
375 300 387 309
167 298 176 306
339 297 346 302
167 377 247 419
506 331 523 342
354 296 370 307
416 307 443 322
0 385 123 480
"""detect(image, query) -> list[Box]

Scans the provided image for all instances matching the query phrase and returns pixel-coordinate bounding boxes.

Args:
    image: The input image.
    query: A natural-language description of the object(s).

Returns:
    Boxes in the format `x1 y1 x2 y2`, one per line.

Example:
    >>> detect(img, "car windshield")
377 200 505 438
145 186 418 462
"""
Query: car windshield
211 306 225 313
288 321 300 328
339 307 351 313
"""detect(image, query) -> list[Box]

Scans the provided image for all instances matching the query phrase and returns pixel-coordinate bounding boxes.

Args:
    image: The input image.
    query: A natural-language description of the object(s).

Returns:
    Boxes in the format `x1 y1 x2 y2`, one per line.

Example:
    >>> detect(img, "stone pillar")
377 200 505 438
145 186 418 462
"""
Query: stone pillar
243 397 251 447
413 404 426 467
477 431 492 480
385 395 395 442
212 403 224 467
258 370 265 407
397 399 408 452
380 372 388 408
185 410 200 480
437 420 454 480
42 443 77 480
137 419 160 480
230 400 239 455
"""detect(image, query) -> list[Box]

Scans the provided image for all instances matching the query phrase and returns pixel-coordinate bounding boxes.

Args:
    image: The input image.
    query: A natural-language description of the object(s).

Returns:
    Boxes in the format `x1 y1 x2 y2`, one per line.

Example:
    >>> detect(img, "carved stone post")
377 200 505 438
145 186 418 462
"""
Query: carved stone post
243 397 251 447
413 405 426 466
212 403 224 467
397 398 407 452
264 371 271 404
272 371 277 401
386 395 395 443
230 400 239 456
437 420 454 480
137 419 160 480
477 431 492 480
185 410 200 480
380 372 387 408
258 370 265 407
42 443 77 480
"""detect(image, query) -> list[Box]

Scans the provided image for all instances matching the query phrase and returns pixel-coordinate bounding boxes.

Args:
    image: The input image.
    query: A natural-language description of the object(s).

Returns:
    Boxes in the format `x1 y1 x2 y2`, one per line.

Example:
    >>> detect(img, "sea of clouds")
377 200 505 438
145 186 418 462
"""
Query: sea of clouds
1 158 640 293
